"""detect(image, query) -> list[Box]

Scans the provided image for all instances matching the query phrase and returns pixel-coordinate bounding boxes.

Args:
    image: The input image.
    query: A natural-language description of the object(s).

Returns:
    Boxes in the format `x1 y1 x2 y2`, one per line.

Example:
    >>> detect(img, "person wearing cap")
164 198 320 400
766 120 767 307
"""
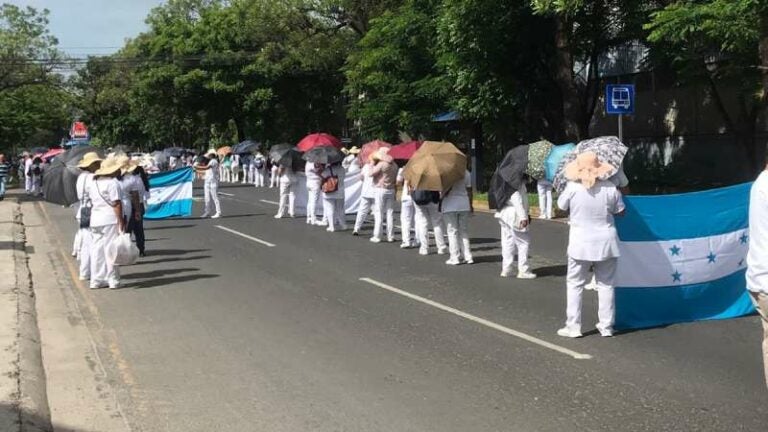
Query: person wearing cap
195 150 222 219
86 156 126 289
274 160 297 219
368 147 398 243
74 152 103 280
305 161 324 225
556 152 625 338
441 169 474 265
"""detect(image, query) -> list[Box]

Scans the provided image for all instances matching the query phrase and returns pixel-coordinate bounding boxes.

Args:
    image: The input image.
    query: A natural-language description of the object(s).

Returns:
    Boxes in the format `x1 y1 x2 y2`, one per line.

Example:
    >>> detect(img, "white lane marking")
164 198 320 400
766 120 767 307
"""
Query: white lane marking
260 199 279 205
359 277 592 360
218 192 235 197
215 225 276 247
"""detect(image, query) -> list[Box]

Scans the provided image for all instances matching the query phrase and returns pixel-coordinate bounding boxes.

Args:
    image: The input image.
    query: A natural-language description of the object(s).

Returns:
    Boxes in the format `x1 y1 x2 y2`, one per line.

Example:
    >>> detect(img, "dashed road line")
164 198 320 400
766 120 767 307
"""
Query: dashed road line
215 225 276 247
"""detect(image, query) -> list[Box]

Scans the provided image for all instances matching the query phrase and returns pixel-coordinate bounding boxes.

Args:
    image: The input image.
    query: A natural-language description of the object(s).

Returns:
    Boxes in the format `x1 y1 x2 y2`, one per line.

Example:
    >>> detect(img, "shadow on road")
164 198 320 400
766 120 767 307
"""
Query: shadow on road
145 249 210 256
129 274 220 289
145 224 196 231
472 255 503 264
136 255 212 265
534 265 567 277
122 268 200 280
470 238 500 245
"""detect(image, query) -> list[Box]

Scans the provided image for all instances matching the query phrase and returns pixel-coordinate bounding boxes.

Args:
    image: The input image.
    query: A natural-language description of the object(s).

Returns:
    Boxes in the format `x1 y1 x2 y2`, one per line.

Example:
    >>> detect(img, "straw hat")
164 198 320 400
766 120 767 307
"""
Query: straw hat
95 156 126 176
124 159 140 174
205 149 217 158
347 146 361 155
563 151 616 189
371 147 393 163
77 152 103 169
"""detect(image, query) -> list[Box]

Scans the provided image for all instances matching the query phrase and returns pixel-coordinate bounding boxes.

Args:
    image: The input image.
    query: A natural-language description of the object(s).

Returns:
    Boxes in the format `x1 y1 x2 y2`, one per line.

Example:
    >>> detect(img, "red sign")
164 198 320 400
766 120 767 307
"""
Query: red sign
70 122 89 140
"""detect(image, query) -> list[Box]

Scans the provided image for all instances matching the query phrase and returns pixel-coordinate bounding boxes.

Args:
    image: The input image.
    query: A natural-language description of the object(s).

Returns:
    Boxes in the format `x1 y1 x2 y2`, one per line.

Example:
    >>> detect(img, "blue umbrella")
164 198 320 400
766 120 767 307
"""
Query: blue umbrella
544 143 576 182
232 140 261 155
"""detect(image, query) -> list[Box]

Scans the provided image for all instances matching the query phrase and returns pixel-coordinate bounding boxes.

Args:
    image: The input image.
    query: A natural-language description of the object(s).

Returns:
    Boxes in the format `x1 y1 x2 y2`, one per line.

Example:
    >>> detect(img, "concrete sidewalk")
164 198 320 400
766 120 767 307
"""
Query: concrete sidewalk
0 192 51 432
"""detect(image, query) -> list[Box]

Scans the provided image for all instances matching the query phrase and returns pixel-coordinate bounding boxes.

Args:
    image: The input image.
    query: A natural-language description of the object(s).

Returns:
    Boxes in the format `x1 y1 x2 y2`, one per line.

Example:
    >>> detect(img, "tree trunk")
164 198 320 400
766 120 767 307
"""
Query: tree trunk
552 16 584 142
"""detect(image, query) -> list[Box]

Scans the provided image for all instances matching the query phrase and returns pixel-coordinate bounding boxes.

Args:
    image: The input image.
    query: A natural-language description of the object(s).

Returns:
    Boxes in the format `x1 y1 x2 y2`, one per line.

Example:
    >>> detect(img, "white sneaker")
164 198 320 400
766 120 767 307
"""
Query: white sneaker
326 227 335 233
400 243 411 249
419 248 429 256
315 220 327 227
370 237 381 244
211 213 221 219
437 248 448 255
79 275 89 282
387 238 396 243
597 326 614 337
274 214 283 219
557 327 583 338
445 258 461 265
500 269 512 278
517 272 537 280
201 212 210 218
465 258 474 265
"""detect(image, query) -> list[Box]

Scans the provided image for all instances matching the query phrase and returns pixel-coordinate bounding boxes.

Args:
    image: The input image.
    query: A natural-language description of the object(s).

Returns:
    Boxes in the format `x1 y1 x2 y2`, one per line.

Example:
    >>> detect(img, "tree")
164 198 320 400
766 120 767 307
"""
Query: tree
646 0 768 172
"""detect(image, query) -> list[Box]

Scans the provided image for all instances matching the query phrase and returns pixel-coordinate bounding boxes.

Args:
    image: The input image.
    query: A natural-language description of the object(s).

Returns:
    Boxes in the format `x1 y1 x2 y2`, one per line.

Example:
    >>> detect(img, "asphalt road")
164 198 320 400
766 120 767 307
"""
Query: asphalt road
38 182 768 432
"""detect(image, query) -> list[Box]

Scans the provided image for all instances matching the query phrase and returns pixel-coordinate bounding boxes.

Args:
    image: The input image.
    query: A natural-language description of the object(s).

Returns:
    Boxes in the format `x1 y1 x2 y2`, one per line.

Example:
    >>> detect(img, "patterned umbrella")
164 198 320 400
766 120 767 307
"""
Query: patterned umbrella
359 140 391 164
403 141 467 193
389 141 423 160
526 140 553 180
296 133 342 152
489 145 529 210
553 136 627 193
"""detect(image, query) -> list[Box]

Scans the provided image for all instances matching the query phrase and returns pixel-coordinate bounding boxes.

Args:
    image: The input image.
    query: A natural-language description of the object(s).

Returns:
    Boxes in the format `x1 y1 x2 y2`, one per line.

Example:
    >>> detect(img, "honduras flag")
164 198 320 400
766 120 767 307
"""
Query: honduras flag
614 183 755 329
144 168 194 220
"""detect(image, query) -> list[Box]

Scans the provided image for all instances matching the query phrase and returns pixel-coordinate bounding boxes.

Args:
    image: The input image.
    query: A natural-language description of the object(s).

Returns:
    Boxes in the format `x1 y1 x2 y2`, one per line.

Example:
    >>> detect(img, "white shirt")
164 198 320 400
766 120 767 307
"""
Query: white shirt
322 165 346 199
440 170 472 213
306 163 323 190
87 178 121 227
397 168 412 202
747 171 768 294
557 180 625 261
496 184 529 232
169 156 178 170
204 159 220 183
361 164 375 199
119 176 140 218
24 158 32 176
279 166 296 184
75 172 94 220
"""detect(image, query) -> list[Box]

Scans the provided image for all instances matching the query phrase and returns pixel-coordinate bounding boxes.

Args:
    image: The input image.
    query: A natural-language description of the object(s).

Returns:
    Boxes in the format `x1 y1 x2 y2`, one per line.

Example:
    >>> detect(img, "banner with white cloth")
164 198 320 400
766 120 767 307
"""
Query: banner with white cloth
293 164 364 216
145 167 194 220
614 183 755 329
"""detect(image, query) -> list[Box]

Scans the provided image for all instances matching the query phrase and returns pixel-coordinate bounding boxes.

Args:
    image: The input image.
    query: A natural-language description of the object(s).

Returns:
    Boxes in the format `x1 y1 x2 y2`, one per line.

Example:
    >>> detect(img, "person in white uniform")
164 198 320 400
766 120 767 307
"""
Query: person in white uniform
496 181 536 279
275 163 296 218
397 166 419 249
269 160 279 188
321 162 347 232
231 154 241 183
413 190 447 256
353 161 375 236
28 156 42 196
556 152 625 338
441 170 474 265
368 148 398 243
195 150 222 219
254 152 267 187
536 177 553 219
23 155 33 194
306 162 323 225
87 157 126 289
747 160 768 388
75 152 103 280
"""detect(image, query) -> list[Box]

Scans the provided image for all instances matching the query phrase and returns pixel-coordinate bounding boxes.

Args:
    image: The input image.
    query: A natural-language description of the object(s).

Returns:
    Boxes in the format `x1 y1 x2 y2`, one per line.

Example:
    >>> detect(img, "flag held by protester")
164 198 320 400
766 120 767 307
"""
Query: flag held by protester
614 183 755 329
145 167 194 220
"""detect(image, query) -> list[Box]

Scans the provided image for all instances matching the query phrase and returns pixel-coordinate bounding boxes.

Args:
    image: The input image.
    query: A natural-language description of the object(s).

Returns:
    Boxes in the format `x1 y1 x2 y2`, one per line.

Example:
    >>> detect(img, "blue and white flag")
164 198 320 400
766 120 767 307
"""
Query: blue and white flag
615 183 755 329
145 168 194 220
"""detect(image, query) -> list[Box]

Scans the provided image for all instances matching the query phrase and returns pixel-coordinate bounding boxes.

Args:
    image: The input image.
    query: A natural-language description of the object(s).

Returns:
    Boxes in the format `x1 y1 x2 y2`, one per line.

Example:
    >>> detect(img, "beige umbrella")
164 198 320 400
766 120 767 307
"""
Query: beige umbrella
217 146 232 156
403 141 467 192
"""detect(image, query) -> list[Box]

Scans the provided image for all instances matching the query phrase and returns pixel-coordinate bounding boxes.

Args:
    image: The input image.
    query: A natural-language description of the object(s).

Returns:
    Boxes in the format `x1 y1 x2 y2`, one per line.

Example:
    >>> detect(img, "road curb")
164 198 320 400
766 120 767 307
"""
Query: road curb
12 201 52 432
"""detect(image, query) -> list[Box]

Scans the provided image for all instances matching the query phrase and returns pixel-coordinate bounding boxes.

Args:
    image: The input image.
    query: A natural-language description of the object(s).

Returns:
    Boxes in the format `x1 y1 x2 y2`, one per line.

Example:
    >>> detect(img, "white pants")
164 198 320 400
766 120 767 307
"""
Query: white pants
204 181 221 215
31 175 41 194
537 183 553 219
90 224 120 287
77 228 92 279
400 199 419 246
565 257 617 333
323 198 346 231
72 227 82 256
25 175 33 193
443 212 473 262
373 189 395 241
270 167 279 187
354 197 374 232
501 226 530 274
415 204 446 253
277 182 295 217
307 188 321 223
256 169 267 187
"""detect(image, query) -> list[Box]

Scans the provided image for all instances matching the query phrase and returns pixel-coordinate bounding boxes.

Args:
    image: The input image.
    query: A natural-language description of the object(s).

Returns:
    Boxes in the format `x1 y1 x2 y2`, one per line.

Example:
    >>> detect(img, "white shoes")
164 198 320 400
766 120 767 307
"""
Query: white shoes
274 214 283 219
211 213 221 219
557 327 583 338
201 212 210 218
418 248 429 256
465 258 474 265
517 272 537 280
445 258 461 265
369 237 381 244
437 248 448 255
500 269 512 278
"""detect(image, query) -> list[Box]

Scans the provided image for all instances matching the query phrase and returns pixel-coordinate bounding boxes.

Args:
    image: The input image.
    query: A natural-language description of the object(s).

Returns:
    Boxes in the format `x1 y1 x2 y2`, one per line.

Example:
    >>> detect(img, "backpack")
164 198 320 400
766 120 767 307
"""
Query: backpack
321 166 339 193
254 158 265 169
413 189 440 206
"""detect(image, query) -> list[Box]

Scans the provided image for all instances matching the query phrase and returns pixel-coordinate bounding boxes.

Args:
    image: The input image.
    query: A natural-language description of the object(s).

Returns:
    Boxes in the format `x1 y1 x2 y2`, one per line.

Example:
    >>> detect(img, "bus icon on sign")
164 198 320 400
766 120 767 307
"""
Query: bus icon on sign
606 84 635 115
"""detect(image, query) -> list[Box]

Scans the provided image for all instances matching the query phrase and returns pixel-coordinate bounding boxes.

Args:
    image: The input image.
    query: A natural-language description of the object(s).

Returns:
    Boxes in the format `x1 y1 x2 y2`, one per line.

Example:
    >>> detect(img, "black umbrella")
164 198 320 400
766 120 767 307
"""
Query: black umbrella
302 146 345 165
164 147 186 158
232 140 261 155
489 145 529 210
42 146 105 206
30 146 48 155
269 144 303 171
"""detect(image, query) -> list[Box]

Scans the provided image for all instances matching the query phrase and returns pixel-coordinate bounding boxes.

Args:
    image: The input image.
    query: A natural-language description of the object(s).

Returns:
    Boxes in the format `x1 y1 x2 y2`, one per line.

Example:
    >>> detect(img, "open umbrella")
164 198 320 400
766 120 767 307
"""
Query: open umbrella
164 147 186 158
217 146 232 157
269 144 303 171
544 143 576 182
42 148 65 161
489 146 529 210
389 141 423 160
526 140 553 180
42 146 105 206
296 133 342 152
403 141 467 193
232 140 261 155
30 147 48 155
359 140 391 164
303 146 345 165
553 136 627 193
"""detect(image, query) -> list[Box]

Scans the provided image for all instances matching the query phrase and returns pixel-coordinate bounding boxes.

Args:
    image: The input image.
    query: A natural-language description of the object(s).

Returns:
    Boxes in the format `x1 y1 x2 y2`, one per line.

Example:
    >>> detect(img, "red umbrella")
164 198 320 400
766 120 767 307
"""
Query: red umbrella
296 133 342 152
42 148 65 160
389 141 423 160
359 140 392 164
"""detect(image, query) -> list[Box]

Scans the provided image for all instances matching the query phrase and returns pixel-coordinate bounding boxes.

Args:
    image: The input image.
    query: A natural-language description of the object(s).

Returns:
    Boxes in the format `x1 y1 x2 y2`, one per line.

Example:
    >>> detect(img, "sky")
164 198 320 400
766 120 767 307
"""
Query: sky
9 0 166 56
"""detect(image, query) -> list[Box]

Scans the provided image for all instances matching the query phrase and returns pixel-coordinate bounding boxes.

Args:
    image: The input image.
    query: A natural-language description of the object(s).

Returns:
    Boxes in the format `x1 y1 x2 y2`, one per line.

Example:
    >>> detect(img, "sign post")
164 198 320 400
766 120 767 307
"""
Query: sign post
605 84 635 141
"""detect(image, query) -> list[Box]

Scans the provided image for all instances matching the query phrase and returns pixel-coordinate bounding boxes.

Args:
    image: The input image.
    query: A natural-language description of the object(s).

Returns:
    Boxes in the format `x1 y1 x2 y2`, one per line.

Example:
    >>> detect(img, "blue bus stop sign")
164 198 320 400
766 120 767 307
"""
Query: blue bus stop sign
606 84 635 115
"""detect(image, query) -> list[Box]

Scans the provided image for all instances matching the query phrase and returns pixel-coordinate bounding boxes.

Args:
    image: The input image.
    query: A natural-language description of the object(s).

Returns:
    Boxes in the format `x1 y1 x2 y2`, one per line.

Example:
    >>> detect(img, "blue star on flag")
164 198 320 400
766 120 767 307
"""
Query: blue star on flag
669 245 681 256
707 252 717 263
672 271 682 283
740 233 749 244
